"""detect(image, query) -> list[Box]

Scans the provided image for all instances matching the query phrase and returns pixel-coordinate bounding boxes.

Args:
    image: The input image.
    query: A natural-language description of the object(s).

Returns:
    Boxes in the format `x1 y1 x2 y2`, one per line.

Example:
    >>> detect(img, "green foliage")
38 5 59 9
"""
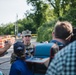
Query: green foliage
26 0 56 29
64 9 76 27
17 18 36 34
37 20 57 42
1 23 15 35
0 27 4 35
48 0 71 17
58 8 76 27
0 0 76 39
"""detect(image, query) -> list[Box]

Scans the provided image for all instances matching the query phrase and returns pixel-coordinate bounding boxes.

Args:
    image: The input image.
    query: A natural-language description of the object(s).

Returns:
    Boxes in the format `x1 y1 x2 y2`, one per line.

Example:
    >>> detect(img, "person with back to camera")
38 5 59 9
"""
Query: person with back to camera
10 29 35 64
49 21 73 62
45 32 76 74
32 21 73 74
9 42 33 75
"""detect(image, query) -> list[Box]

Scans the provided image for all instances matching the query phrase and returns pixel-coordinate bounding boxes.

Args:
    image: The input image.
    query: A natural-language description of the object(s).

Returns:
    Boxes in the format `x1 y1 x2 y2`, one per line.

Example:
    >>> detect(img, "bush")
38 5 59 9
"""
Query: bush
37 20 57 42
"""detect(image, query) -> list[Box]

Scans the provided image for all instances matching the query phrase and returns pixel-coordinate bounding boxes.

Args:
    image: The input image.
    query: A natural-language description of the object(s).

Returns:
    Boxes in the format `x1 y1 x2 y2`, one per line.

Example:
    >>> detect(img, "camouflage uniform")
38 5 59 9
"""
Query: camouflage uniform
10 29 35 64
25 43 35 57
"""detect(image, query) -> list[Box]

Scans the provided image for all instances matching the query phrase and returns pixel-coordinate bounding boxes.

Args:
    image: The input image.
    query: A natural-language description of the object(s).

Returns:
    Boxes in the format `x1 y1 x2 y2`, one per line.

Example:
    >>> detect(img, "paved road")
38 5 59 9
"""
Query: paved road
0 38 37 75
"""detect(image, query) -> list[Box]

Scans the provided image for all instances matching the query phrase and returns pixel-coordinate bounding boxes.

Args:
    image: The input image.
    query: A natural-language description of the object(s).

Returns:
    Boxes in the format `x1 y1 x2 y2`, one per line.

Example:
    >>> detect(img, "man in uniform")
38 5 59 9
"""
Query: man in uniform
22 30 35 57
10 29 35 64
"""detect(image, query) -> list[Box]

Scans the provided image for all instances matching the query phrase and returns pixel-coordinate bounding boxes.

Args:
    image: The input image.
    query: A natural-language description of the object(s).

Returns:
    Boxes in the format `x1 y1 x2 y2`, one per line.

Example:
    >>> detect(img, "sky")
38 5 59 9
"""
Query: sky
0 0 32 25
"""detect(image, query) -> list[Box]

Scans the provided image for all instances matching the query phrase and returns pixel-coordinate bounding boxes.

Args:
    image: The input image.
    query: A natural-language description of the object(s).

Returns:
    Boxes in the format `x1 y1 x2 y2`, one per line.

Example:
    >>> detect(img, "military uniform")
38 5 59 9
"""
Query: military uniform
10 29 35 64
25 43 35 57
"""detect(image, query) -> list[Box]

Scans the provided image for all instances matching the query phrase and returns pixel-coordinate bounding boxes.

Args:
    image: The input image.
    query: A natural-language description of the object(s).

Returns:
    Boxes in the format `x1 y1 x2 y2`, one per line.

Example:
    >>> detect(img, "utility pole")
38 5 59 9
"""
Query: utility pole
15 14 18 39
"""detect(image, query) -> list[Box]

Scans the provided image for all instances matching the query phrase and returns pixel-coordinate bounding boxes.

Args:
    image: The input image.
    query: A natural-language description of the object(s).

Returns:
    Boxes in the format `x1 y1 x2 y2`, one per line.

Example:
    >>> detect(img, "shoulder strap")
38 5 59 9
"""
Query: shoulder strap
51 40 65 50
50 42 65 62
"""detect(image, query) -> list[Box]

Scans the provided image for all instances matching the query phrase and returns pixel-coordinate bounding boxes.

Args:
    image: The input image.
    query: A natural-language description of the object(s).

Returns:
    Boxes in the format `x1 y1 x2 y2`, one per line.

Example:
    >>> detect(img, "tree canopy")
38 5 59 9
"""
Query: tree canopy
0 0 76 42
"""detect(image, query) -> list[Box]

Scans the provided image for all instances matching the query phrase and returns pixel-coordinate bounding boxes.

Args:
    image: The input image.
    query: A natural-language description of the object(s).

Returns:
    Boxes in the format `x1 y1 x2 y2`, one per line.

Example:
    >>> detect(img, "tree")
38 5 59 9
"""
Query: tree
17 18 36 34
26 0 55 29
3 23 14 35
48 0 71 17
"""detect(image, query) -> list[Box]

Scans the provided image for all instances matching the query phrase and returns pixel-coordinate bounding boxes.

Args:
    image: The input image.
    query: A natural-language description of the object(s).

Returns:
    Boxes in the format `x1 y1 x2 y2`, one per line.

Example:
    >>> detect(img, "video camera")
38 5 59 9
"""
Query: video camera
70 27 76 42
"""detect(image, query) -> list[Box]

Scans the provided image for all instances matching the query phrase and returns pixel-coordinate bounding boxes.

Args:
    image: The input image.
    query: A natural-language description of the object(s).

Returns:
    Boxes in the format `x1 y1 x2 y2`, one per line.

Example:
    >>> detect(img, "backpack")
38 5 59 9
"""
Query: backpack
50 40 65 62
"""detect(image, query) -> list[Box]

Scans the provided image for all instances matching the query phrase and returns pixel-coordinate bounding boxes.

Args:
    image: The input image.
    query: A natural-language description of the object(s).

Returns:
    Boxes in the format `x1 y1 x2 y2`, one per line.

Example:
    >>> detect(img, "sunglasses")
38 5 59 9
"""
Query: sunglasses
25 35 31 37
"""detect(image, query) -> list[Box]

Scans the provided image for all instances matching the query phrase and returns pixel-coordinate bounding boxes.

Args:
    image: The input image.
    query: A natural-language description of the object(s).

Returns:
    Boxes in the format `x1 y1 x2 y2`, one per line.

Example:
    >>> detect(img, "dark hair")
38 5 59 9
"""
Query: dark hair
14 42 25 60
54 21 73 40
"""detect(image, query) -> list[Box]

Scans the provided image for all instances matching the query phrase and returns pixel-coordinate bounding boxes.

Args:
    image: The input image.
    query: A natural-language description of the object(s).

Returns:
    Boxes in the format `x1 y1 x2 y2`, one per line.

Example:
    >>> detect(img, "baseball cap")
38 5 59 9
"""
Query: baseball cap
14 42 25 54
22 30 31 37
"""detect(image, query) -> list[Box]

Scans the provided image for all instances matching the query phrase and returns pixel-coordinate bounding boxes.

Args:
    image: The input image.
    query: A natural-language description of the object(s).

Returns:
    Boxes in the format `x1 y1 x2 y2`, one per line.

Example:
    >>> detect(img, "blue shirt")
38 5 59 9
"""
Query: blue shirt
50 40 65 46
45 41 76 75
9 58 33 75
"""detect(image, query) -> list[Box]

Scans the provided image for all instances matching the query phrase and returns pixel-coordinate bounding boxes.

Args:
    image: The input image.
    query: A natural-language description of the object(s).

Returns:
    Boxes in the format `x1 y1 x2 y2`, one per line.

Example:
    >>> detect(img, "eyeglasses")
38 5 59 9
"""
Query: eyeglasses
25 35 31 37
